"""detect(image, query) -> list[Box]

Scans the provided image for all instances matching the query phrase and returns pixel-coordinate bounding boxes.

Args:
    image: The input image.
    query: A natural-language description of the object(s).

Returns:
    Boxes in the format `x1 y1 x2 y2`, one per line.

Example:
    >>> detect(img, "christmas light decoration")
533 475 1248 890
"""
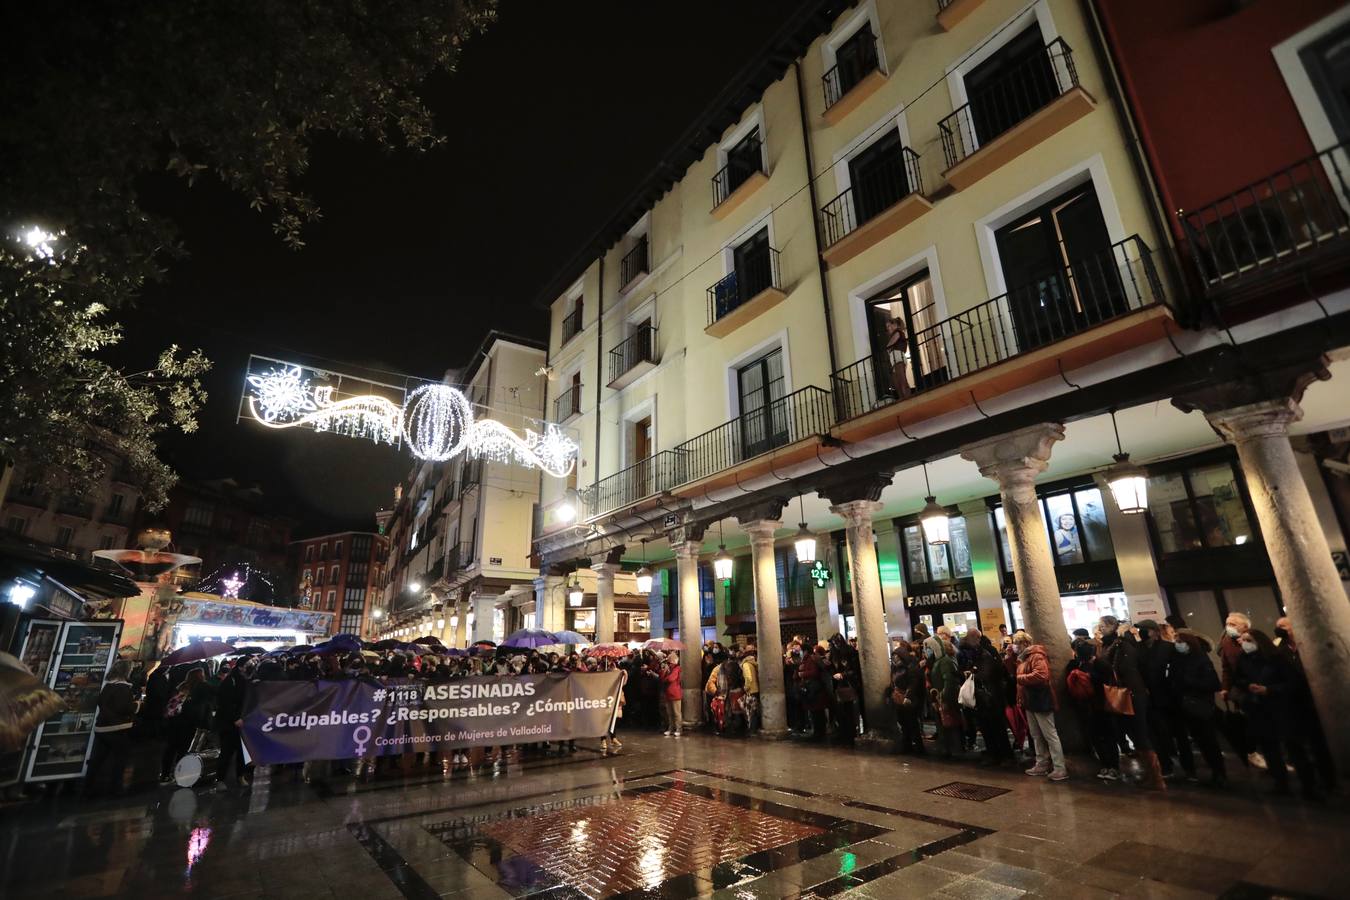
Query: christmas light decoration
242 356 579 474
220 572 244 600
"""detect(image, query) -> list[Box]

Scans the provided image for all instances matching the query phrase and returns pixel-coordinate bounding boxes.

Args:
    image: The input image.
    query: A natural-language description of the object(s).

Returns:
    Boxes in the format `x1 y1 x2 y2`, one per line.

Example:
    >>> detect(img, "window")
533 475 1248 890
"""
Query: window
830 23 880 101
722 128 763 197
5 516 25 536
1148 461 1254 554
994 485 1115 572
330 565 339 585
304 546 314 563
1300 20 1350 143
737 347 788 459
319 542 329 561
183 503 213 528
774 548 815 609
55 526 74 548
333 540 343 560
327 590 336 611
901 516 973 587
303 568 311 584
865 270 947 400
107 493 124 517
848 128 910 225
995 181 1126 351
99 535 115 550
964 24 1059 146
314 567 325 587
562 294 584 343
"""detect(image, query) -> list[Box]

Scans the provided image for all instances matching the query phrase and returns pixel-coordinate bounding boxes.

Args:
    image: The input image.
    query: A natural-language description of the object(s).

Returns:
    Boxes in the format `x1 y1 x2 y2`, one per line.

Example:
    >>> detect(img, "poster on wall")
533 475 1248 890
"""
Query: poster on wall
24 620 123 783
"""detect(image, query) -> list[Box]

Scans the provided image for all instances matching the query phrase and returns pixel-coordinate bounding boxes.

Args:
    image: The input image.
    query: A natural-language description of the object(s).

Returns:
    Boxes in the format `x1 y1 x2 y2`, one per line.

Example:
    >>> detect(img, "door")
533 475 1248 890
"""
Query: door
995 182 1121 352
738 348 788 460
733 227 772 306
633 415 652 498
848 128 907 226
965 25 1059 146
865 270 949 400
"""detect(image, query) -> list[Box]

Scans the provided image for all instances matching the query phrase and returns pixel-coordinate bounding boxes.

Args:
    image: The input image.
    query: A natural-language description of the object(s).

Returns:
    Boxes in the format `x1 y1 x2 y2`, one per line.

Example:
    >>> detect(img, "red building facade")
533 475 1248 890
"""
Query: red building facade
290 531 388 638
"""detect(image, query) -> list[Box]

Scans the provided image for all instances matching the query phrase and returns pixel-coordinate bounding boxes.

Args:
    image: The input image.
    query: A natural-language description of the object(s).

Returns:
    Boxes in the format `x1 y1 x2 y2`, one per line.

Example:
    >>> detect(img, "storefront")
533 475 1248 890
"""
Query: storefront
896 511 980 637
169 595 334 651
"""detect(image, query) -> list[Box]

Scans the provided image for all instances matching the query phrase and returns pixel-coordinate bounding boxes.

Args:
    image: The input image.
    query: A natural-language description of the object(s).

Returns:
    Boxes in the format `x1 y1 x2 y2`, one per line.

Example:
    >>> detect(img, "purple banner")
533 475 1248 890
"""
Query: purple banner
240 672 623 765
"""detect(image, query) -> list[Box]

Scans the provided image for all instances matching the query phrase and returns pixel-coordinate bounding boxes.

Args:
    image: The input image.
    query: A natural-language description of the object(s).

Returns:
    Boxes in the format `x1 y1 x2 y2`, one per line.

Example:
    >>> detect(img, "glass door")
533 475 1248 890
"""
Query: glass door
865 271 948 398
738 348 788 459
733 227 772 301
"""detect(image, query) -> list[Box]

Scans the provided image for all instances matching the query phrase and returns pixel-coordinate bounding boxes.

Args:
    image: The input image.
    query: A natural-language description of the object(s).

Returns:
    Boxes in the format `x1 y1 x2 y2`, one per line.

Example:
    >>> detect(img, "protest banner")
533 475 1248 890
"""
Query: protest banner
240 671 623 765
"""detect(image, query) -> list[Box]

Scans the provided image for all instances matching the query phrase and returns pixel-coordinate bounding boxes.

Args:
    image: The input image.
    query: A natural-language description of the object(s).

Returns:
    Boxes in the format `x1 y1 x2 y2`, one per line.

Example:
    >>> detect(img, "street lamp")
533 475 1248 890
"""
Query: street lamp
793 495 816 563
919 461 950 547
635 539 653 595
567 574 584 607
407 580 422 595
556 489 580 524
1106 410 1148 515
713 521 734 582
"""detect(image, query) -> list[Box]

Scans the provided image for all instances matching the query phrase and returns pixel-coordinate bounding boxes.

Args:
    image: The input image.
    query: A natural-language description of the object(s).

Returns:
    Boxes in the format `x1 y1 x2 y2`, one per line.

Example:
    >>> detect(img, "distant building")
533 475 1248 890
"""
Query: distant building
0 461 140 562
149 478 296 591
289 531 388 637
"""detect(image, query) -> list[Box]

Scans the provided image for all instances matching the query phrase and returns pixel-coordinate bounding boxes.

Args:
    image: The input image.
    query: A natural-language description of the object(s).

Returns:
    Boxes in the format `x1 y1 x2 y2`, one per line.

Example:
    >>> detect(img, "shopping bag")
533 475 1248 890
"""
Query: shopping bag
958 674 977 709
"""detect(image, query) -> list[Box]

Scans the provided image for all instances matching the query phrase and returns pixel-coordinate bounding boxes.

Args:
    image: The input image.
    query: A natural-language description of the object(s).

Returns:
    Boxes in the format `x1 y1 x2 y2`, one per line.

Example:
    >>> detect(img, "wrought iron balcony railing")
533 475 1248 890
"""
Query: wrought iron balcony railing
560 306 583 344
620 235 649 288
712 136 765 207
706 246 781 327
446 541 476 573
674 385 834 484
939 38 1080 170
831 235 1165 421
553 384 583 421
580 450 689 520
609 325 655 383
820 146 924 246
459 458 483 493
823 33 881 112
1181 142 1350 297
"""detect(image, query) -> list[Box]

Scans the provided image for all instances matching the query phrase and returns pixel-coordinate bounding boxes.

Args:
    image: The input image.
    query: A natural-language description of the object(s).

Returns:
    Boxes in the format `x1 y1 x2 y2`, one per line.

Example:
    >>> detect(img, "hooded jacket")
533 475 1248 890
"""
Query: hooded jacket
924 637 959 704
1014 644 1058 712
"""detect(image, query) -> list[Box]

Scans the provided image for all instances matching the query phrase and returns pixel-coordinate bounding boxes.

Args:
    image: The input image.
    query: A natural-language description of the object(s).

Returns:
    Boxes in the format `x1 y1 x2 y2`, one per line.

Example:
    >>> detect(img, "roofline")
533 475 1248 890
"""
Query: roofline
530 0 848 310
460 329 547 385
288 530 386 546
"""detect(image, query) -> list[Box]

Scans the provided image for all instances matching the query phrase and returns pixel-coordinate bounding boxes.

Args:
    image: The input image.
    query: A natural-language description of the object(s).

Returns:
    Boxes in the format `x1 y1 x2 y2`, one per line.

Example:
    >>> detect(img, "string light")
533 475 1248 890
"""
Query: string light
402 383 473 462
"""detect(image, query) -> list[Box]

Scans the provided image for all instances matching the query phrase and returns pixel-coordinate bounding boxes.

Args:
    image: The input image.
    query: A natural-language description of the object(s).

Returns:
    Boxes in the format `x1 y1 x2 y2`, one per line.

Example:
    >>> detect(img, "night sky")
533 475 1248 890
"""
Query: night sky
125 0 809 536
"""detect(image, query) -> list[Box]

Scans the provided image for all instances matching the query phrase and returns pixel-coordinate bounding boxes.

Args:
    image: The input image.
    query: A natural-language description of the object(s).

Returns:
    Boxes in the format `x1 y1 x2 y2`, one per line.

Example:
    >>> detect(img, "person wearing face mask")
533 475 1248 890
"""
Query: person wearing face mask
1232 629 1320 799
924 636 963 758
1101 615 1166 791
1012 630 1067 781
1166 630 1226 786
1217 612 1250 701
1136 619 1180 779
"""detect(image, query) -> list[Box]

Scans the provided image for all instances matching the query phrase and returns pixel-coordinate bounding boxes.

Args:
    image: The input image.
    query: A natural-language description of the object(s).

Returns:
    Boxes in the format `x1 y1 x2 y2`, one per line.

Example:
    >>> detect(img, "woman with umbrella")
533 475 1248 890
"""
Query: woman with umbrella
160 667 210 784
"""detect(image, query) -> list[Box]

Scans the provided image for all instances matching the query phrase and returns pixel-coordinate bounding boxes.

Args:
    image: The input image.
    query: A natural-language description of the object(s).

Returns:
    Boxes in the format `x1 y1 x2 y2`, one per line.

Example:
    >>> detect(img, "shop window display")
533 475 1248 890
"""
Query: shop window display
994 486 1114 570
1148 461 1254 554
1009 591 1130 637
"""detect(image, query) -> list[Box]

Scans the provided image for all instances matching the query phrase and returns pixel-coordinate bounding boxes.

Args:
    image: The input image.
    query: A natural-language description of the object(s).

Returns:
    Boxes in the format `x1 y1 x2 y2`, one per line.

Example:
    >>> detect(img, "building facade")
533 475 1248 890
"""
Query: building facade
529 0 1350 751
290 531 388 638
373 333 575 647
1 462 139 561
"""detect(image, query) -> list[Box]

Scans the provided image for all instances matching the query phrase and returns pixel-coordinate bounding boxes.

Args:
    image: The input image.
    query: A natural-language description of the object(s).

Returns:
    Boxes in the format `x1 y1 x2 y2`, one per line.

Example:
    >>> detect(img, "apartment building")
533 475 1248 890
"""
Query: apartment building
1 462 139 560
373 333 569 647
151 478 295 588
290 531 388 637
531 0 1350 740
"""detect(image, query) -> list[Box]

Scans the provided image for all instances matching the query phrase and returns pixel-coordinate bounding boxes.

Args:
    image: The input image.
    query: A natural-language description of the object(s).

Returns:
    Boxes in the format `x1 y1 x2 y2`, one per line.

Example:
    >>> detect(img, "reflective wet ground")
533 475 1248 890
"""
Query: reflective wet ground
2 732 1347 899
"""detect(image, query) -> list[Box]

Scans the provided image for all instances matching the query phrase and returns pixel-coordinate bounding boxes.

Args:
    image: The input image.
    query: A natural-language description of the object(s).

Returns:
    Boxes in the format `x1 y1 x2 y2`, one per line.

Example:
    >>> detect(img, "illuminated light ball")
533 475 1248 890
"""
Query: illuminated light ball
401 384 474 462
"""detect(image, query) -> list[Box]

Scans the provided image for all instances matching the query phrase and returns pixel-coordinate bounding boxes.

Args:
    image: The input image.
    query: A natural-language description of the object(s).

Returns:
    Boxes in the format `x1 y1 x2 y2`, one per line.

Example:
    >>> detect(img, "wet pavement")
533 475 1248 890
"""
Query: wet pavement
1 731 1347 899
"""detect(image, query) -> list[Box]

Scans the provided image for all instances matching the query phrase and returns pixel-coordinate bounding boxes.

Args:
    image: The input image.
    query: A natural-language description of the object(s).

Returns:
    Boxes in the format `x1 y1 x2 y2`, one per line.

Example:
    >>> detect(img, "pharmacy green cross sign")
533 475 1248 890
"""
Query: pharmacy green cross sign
810 560 832 589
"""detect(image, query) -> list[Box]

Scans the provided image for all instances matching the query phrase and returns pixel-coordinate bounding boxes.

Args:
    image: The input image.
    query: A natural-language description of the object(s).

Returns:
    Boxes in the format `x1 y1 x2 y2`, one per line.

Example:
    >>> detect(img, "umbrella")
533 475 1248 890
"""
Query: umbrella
503 629 561 649
644 638 684 652
472 639 497 648
370 639 405 651
584 643 630 659
227 646 266 656
162 640 236 665
0 652 63 753
549 630 589 645
313 634 362 656
413 635 446 648
442 647 469 658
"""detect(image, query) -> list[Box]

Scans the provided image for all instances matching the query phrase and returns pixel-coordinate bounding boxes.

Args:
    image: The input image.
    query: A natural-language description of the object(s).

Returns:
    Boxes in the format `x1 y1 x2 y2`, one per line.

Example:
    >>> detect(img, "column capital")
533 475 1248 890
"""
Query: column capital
1173 355 1330 417
666 523 705 547
959 423 1065 491
671 539 702 561
591 560 619 578
829 499 884 528
820 473 892 507
732 496 789 525
740 519 782 544
1205 398 1302 443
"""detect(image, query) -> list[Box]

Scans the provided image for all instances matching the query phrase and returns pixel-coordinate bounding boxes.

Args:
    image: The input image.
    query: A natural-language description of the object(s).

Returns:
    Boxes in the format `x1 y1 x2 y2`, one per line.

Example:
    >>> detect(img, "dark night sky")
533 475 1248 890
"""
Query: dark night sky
126 0 809 536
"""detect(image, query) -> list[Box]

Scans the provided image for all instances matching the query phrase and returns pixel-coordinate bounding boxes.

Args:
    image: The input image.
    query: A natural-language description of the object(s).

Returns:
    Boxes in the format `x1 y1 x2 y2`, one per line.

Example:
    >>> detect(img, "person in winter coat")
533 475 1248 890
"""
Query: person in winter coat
1136 620 1179 777
659 653 683 737
1066 638 1120 781
161 667 210 784
213 663 250 790
796 645 832 741
1167 630 1226 786
85 660 136 797
1232 629 1320 799
1012 631 1067 781
924 636 962 758
967 631 1014 766
1100 615 1166 791
889 645 926 755
740 647 760 732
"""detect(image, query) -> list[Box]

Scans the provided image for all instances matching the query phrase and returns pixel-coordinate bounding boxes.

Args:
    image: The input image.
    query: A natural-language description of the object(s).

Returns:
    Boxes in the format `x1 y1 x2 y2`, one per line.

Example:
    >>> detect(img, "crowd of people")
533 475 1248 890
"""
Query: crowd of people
82 613 1336 802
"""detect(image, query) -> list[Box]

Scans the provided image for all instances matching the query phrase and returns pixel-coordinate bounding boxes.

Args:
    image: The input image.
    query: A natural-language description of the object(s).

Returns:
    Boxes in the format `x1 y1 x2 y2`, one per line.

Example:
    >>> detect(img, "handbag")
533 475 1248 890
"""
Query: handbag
939 702 963 729
958 674 977 709
1103 684 1134 716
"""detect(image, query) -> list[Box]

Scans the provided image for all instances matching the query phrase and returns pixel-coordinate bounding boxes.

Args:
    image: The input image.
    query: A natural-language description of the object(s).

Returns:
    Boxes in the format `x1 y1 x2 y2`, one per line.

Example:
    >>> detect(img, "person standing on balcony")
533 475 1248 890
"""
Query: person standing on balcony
883 318 912 400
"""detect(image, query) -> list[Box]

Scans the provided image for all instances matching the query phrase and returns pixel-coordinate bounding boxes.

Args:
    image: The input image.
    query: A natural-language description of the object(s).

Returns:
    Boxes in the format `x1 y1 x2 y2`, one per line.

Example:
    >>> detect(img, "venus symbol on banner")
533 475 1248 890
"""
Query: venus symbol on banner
242 359 579 476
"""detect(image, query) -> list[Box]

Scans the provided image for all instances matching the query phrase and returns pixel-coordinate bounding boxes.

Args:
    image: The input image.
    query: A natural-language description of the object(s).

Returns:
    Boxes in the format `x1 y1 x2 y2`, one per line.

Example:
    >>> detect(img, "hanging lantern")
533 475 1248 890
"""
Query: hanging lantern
713 546 734 582
794 524 817 563
635 566 653 595
1107 452 1148 515
567 575 584 607
920 496 950 546
436 618 445 630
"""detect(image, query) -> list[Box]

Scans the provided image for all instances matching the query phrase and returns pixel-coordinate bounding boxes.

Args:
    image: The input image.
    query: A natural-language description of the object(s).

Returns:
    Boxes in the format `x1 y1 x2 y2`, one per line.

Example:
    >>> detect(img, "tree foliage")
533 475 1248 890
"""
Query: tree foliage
1 1 496 509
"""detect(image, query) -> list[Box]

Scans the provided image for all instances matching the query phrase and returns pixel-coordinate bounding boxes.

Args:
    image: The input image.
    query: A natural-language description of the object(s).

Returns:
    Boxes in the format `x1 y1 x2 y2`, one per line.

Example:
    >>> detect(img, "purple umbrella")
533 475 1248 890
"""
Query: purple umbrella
162 641 236 665
502 629 561 649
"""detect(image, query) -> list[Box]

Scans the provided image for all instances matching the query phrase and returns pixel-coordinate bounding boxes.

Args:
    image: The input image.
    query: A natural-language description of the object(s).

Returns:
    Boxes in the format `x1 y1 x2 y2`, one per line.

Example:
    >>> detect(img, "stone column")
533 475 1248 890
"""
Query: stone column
1203 397 1350 778
828 496 894 738
591 547 624 644
740 517 788 735
471 593 496 643
961 423 1079 745
671 528 706 728
533 574 564 633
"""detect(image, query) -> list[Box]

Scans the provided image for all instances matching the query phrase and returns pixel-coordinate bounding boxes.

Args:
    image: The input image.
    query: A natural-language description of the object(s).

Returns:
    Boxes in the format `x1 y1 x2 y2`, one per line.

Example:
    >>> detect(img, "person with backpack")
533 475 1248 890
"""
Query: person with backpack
1167 629 1226 786
1013 630 1067 782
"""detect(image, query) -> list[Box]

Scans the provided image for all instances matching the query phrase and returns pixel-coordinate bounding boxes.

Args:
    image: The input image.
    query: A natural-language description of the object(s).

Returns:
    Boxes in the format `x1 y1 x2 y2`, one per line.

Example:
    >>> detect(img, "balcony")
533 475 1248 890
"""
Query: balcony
822 33 885 126
620 235 649 290
705 246 786 338
459 458 483 494
1181 142 1350 305
936 0 990 31
711 137 768 220
820 146 931 267
939 38 1095 191
560 307 583 345
608 325 656 389
553 384 583 423
580 450 688 520
673 385 834 488
831 236 1170 431
56 497 95 519
446 541 476 574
